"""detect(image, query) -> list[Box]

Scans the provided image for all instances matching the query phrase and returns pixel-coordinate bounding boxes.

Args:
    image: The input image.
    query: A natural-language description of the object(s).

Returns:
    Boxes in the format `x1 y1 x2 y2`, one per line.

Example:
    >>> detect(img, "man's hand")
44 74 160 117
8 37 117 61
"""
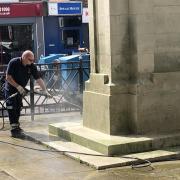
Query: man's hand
17 85 26 96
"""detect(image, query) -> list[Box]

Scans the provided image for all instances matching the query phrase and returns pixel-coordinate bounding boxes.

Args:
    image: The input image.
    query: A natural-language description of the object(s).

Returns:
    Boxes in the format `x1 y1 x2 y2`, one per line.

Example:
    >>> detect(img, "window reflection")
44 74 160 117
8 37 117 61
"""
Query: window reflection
0 24 33 64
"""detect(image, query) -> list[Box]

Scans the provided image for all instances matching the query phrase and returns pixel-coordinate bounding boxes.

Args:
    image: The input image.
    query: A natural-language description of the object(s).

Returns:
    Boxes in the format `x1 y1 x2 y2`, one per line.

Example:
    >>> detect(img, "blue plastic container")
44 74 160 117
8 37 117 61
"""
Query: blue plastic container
60 55 81 91
59 54 90 91
38 53 90 92
38 54 66 64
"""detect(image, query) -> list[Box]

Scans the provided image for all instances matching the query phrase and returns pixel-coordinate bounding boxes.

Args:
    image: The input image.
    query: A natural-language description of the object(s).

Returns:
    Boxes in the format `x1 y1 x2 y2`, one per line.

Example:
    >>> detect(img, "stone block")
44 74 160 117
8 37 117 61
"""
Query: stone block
154 0 180 6
110 15 129 36
137 53 154 73
83 88 129 135
110 34 129 55
155 13 180 33
109 0 128 16
129 0 153 14
135 14 155 35
96 54 112 75
97 34 110 55
130 72 180 134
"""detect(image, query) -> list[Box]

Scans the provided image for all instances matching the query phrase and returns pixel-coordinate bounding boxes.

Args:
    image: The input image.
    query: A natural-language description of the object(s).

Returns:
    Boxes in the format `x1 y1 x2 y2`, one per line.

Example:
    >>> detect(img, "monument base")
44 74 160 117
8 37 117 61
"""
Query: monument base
49 121 180 155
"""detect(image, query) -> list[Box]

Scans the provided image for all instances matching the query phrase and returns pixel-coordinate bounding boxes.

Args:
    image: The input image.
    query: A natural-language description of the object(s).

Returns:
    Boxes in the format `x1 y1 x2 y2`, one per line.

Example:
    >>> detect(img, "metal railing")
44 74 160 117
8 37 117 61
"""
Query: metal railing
0 59 90 121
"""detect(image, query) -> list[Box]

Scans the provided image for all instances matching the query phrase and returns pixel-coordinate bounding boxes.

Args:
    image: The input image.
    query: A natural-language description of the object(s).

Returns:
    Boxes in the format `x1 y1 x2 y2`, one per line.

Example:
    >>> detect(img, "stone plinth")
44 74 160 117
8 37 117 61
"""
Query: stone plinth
49 0 180 155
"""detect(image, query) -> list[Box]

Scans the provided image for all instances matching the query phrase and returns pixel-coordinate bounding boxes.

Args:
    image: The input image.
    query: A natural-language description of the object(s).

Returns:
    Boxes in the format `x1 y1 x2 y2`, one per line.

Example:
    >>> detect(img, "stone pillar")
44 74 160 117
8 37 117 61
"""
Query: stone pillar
128 0 155 133
83 0 130 135
129 0 155 78
83 0 180 135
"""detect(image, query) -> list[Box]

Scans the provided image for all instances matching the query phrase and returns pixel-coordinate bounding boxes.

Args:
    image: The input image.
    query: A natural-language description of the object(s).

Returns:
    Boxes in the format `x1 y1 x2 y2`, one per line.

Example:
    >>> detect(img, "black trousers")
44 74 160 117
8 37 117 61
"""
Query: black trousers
4 90 23 125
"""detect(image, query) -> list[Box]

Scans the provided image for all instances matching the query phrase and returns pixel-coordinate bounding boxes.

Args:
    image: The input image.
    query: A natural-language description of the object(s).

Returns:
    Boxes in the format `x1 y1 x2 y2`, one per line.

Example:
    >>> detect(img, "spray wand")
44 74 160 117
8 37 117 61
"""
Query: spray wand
0 88 52 130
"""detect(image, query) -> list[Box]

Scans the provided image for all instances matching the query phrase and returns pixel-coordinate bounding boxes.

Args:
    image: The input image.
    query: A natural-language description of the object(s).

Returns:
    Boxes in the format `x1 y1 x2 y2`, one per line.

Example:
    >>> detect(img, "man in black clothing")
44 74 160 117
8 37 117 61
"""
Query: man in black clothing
4 50 50 138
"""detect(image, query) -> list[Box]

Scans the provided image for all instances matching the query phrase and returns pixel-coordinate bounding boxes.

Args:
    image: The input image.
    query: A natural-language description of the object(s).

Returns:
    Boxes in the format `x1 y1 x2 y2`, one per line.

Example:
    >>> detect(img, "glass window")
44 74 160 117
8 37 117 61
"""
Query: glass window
59 16 82 27
62 29 80 49
0 24 33 64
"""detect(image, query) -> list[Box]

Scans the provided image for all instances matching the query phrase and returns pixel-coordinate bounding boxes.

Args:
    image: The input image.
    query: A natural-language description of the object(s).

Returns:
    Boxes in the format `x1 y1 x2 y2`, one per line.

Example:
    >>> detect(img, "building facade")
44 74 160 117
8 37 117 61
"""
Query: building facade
44 1 89 55
0 1 46 63
0 0 89 63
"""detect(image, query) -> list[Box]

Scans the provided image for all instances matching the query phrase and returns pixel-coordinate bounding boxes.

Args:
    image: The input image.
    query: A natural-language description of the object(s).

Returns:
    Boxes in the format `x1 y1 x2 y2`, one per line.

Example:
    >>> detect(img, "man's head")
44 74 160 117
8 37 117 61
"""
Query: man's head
21 50 35 66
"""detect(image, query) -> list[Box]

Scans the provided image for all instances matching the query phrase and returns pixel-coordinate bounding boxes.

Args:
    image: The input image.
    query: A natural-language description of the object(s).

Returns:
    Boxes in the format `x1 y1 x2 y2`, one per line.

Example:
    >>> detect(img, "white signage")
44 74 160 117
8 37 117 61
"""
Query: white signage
0 6 10 16
48 3 58 16
82 8 89 23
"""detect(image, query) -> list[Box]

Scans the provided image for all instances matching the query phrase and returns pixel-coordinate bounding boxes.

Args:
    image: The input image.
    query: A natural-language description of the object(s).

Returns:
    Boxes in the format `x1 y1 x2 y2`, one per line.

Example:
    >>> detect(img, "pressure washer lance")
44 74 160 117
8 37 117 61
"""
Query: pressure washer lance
0 88 52 130
0 88 81 130
0 90 153 169
26 87 81 109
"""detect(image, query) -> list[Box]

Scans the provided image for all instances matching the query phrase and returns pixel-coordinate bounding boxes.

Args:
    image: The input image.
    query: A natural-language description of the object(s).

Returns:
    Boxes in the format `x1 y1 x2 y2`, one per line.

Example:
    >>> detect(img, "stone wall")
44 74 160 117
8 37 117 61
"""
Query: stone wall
129 0 180 134
154 1 180 72
84 0 180 135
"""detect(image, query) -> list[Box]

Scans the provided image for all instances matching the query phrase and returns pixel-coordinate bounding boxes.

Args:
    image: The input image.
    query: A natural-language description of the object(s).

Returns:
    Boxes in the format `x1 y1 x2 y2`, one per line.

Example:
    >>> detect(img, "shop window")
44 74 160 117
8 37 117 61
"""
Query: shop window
62 29 80 49
0 24 33 64
59 16 82 27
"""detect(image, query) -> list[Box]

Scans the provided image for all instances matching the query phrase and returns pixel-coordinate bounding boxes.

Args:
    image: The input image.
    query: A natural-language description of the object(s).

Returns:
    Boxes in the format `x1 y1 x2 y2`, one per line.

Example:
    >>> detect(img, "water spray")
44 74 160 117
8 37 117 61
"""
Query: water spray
0 89 155 169
0 87 81 130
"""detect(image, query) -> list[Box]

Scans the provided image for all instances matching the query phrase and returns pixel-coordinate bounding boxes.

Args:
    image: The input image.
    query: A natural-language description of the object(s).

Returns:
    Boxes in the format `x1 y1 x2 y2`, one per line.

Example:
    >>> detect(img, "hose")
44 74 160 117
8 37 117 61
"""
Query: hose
0 92 18 130
0 89 81 130
0 93 152 169
0 139 153 169
0 90 46 130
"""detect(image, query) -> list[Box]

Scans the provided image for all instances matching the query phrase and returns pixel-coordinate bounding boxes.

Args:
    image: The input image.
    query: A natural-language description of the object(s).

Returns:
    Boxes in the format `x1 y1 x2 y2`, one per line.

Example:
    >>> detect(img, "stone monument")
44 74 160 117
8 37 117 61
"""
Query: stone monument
49 0 180 155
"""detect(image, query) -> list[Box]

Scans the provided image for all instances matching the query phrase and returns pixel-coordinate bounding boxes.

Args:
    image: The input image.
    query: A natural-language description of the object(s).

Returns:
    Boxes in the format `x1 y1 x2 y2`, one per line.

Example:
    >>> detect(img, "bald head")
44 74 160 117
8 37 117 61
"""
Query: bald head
22 50 34 59
21 50 35 65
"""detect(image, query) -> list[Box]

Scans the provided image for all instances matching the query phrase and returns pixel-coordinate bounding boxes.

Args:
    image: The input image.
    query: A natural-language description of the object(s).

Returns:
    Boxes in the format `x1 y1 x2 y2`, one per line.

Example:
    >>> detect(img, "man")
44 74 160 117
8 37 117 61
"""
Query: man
4 50 50 138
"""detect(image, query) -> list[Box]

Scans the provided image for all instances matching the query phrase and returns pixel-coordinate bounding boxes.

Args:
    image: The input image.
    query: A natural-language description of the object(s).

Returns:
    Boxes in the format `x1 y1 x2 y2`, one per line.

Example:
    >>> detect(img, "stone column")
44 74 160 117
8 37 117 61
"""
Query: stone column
128 0 155 133
83 0 130 135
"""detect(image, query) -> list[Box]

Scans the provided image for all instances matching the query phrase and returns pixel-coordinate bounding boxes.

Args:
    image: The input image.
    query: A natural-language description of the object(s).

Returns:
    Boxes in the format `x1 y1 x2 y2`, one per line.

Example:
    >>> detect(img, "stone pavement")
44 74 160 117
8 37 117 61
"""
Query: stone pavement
1 112 180 179
21 112 180 170
0 118 95 180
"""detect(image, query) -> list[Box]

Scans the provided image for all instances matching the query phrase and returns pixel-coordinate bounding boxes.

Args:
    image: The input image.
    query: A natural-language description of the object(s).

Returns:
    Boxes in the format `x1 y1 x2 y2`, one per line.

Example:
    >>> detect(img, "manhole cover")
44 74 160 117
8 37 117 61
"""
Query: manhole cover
0 171 16 180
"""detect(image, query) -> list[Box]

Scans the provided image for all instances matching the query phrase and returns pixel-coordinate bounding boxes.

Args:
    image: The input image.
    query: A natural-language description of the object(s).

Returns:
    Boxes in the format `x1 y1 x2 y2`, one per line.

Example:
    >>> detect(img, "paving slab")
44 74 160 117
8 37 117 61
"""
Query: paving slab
7 112 179 170
0 122 95 180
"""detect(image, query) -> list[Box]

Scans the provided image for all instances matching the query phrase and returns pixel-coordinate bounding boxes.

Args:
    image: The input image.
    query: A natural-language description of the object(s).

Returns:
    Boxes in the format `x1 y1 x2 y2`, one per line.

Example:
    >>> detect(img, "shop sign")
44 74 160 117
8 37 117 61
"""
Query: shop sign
0 5 10 16
48 2 82 16
58 2 82 15
0 3 44 17
48 3 58 15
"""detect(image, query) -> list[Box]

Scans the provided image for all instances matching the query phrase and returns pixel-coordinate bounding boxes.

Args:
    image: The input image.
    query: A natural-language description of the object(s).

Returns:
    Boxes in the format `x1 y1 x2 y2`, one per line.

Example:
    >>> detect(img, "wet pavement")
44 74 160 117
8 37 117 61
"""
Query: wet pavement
0 128 94 180
1 112 180 179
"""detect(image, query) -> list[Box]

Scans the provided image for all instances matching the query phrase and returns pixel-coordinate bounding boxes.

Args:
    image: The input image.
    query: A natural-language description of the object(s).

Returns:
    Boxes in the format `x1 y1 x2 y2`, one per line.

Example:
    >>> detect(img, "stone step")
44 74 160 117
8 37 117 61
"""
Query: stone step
49 121 180 155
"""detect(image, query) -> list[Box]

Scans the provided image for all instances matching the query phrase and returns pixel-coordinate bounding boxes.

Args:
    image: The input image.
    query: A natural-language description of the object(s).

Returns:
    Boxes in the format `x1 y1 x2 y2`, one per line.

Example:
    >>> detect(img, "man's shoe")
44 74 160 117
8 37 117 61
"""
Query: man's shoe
16 126 24 133
11 129 26 139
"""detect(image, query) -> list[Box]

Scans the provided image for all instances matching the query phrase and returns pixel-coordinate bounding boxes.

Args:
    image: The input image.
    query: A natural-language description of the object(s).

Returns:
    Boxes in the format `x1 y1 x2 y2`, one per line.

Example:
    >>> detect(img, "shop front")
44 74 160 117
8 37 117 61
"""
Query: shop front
0 2 46 64
45 1 83 55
